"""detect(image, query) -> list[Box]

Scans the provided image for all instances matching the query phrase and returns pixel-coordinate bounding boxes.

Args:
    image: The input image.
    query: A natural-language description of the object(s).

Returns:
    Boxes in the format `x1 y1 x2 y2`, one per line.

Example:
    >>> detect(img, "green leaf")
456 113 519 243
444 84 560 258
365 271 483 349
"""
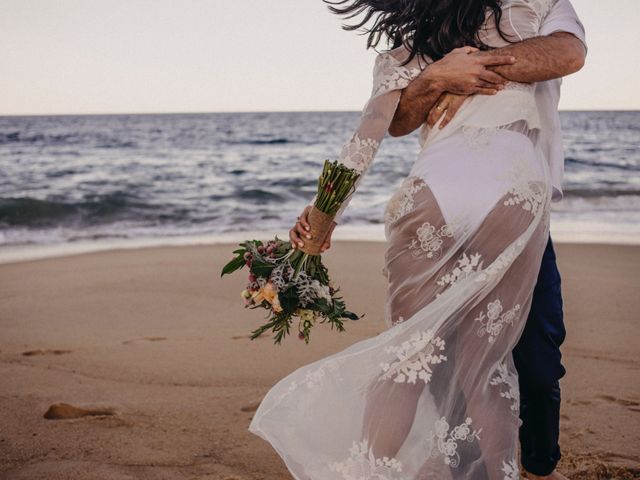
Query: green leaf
250 260 275 278
220 256 246 277
309 298 332 314
342 310 361 320
278 286 300 312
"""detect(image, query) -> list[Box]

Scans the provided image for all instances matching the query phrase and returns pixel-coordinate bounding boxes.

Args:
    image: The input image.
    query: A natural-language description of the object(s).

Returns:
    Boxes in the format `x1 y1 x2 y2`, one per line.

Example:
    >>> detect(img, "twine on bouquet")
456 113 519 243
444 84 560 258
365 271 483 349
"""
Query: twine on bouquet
297 159 359 255
299 206 335 256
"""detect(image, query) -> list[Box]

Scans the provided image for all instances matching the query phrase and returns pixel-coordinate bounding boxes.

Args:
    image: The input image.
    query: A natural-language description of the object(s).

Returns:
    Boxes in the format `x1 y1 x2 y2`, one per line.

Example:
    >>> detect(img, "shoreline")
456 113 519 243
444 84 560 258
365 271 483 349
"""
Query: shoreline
2 223 640 265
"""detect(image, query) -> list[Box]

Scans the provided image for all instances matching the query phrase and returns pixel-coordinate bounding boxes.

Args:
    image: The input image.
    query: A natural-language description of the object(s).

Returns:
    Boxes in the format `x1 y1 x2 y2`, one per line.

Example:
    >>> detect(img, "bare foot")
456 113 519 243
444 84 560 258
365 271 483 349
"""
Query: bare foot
524 470 569 480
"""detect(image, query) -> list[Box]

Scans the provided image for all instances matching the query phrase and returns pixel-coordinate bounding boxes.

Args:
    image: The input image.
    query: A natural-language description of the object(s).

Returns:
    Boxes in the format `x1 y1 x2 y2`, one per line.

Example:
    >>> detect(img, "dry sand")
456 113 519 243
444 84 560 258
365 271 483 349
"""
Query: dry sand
0 241 638 480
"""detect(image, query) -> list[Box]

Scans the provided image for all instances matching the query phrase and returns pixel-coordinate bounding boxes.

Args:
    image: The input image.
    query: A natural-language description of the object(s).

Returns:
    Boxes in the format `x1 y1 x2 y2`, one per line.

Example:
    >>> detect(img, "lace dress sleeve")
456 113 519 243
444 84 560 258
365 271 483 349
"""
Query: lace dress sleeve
308 50 424 224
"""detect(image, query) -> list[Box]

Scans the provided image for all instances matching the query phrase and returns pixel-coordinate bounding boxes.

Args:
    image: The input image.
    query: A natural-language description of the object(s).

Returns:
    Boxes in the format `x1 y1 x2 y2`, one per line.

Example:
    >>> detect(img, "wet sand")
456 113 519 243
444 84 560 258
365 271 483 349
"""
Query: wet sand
0 242 638 479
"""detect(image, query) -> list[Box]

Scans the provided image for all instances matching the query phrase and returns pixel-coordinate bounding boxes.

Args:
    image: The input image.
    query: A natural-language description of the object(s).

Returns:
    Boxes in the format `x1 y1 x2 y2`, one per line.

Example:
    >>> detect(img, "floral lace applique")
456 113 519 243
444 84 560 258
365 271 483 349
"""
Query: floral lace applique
431 417 482 468
275 358 341 402
304 358 342 390
409 222 455 260
489 361 520 414
475 238 526 283
501 457 520 480
502 81 535 93
461 126 498 150
384 176 427 226
339 132 380 174
379 329 447 384
437 252 484 288
328 438 408 480
504 180 545 217
371 52 422 98
501 157 546 217
475 299 521 343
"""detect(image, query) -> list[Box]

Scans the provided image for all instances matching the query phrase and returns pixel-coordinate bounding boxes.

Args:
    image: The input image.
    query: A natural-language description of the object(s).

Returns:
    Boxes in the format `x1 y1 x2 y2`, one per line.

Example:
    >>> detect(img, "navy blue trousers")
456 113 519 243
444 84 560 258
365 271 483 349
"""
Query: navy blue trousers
512 235 566 476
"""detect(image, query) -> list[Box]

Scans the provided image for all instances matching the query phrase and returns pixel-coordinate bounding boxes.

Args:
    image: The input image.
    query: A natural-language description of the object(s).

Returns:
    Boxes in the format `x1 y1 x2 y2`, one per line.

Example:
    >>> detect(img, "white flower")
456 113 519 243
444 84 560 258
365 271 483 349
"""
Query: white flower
486 299 503 320
435 417 450 438
451 423 470 440
441 439 458 457
299 309 315 322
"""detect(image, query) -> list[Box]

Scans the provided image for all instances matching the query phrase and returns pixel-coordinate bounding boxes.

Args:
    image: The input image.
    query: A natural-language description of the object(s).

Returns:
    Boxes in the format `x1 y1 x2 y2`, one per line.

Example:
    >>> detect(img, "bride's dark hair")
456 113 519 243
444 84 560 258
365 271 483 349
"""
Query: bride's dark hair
323 0 513 65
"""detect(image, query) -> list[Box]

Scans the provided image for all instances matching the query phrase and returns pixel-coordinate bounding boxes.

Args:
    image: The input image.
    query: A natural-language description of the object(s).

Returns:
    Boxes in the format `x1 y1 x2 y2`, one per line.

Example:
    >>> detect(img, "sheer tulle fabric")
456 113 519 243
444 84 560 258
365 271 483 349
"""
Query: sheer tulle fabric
249 1 557 478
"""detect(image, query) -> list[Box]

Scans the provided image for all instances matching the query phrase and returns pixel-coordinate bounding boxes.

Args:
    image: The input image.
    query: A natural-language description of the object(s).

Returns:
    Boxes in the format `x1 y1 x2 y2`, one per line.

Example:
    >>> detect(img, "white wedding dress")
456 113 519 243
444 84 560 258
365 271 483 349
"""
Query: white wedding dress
249 1 560 478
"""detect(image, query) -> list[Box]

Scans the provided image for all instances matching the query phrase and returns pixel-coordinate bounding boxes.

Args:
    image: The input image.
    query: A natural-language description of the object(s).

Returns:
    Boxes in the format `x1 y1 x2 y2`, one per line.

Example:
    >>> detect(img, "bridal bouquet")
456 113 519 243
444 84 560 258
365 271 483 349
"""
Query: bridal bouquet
220 160 364 345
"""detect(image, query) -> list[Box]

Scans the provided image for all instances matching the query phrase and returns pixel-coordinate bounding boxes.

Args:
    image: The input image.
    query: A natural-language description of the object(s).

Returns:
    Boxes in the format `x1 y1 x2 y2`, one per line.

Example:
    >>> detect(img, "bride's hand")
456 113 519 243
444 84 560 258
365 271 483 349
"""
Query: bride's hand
426 92 470 129
289 205 337 253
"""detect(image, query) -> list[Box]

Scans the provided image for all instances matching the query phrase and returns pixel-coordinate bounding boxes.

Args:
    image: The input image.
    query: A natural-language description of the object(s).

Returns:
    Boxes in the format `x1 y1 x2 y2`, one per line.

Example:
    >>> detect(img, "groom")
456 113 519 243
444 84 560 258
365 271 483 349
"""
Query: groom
384 1 587 479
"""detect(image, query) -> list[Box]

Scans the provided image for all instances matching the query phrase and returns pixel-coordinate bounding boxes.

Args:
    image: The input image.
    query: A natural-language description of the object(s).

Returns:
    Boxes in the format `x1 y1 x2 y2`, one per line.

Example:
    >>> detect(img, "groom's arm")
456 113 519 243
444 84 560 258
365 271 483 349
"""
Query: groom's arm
390 0 587 137
478 32 585 83
389 32 584 137
481 0 587 82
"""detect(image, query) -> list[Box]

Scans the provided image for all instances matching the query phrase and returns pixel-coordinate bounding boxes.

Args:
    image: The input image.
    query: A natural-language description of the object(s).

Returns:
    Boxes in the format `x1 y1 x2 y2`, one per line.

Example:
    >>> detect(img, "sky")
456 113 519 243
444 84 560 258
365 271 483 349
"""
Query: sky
0 0 638 115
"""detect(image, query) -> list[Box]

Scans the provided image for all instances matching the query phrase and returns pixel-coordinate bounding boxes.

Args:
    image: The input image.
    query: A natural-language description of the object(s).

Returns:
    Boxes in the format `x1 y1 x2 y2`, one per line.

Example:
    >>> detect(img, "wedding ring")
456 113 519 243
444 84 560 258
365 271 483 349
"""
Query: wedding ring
436 105 443 111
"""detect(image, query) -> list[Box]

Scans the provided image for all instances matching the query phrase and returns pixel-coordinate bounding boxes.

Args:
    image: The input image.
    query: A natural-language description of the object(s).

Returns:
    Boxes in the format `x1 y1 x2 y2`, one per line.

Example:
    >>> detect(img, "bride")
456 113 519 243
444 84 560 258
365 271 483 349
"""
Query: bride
249 0 577 478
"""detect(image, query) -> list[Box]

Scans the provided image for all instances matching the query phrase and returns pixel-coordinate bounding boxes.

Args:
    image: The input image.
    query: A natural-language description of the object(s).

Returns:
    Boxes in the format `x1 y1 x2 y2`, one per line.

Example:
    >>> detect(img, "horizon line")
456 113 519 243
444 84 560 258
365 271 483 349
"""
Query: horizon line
2 108 639 118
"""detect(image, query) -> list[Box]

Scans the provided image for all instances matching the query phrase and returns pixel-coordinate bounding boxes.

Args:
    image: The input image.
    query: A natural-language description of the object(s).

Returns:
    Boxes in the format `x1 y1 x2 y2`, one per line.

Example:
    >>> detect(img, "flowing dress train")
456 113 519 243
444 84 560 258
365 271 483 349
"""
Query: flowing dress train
249 1 559 478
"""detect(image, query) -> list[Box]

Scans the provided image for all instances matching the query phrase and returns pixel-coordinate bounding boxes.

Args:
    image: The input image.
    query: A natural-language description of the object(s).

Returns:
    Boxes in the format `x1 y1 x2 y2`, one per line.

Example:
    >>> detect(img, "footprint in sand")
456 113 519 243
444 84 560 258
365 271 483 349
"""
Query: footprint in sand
597 394 640 409
600 451 640 464
122 336 167 345
22 349 73 356
44 403 115 420
240 402 261 413
232 334 262 340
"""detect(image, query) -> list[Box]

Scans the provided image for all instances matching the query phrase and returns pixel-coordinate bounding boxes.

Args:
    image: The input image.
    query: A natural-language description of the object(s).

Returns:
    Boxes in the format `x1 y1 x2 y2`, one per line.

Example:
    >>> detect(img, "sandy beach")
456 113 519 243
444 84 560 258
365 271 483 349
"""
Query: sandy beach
0 241 638 480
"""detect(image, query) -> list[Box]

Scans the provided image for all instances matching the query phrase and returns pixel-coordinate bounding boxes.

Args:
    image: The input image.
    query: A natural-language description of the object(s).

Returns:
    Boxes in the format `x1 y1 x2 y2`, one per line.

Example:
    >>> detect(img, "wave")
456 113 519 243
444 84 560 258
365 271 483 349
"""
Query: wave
0 131 137 149
565 156 640 171
0 131 78 145
563 188 640 198
0 193 151 227
235 188 285 201
222 137 320 146
226 138 291 145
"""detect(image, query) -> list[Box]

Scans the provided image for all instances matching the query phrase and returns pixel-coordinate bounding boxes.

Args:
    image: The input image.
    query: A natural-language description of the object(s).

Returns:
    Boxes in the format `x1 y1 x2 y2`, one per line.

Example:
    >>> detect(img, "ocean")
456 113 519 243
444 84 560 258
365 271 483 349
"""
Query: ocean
0 111 639 262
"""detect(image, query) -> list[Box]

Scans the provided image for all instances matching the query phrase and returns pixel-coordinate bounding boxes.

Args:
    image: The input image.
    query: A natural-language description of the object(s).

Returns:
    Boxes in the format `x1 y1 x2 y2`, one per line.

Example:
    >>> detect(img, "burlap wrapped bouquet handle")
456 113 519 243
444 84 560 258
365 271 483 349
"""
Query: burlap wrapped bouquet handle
299 206 335 256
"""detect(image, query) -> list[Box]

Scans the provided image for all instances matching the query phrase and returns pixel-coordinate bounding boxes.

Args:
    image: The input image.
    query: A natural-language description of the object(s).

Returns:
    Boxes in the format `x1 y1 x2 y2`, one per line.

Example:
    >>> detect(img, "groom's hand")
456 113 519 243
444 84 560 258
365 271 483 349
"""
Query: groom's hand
389 46 513 137
425 46 513 95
